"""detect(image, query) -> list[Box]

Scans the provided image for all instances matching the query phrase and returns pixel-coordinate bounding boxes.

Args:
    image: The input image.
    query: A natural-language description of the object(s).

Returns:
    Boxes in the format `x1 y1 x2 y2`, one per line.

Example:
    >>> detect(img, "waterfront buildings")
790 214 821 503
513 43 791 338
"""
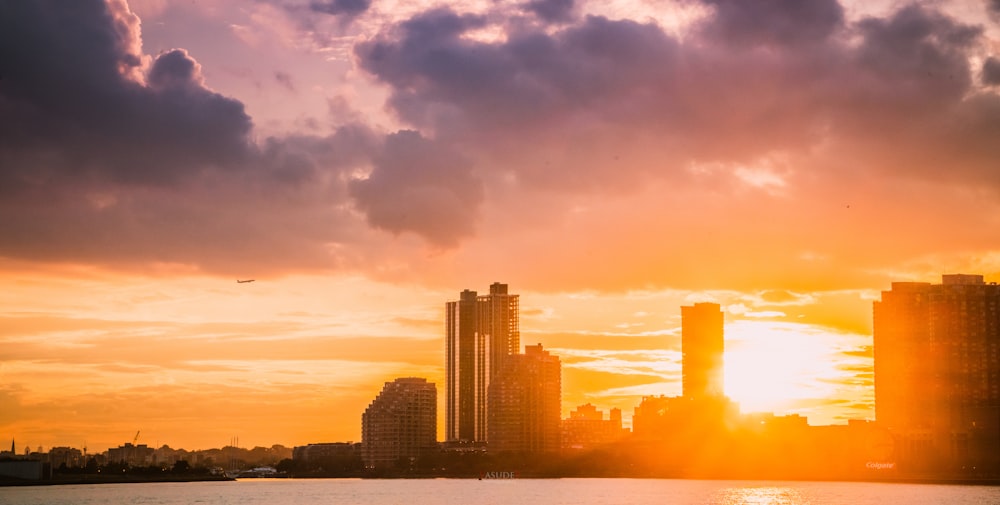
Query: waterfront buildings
361 378 437 470
445 282 520 443
487 344 561 453
292 442 358 464
874 274 1000 472
561 404 626 450
681 302 725 400
107 442 153 467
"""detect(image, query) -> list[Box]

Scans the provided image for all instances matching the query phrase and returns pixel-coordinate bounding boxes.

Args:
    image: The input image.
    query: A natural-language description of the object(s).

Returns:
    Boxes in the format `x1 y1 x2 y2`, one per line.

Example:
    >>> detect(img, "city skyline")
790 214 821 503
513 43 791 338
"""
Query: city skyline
5 277 897 453
4 0 1000 454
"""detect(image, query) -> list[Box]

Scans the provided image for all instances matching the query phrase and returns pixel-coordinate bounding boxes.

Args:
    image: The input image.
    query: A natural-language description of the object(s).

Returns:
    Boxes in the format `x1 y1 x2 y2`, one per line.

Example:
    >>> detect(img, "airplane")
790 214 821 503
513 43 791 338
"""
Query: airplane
237 279 255 283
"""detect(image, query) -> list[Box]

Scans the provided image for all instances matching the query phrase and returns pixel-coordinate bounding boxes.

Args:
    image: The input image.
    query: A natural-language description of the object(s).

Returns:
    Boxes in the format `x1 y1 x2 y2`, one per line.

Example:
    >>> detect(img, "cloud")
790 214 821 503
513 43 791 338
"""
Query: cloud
309 0 370 18
356 3 999 195
522 0 576 23
273 70 296 91
0 2 254 188
348 130 483 247
697 0 845 47
345 1 1000 292
3 0 1000 290
984 56 1000 85
0 0 397 273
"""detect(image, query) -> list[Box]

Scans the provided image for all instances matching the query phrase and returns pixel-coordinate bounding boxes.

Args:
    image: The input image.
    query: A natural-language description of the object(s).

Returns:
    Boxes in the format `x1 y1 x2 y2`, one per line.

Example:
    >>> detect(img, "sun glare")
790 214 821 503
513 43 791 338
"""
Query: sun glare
724 320 847 415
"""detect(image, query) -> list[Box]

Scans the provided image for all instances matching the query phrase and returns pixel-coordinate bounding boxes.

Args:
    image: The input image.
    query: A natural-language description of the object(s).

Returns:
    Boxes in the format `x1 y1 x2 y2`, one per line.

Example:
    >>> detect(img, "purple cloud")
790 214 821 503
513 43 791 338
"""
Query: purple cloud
348 130 483 247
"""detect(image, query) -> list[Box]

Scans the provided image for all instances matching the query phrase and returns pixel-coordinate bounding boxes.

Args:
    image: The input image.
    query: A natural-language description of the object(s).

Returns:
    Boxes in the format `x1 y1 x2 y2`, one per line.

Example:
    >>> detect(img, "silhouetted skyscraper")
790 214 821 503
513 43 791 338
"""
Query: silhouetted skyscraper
445 283 520 443
446 289 479 442
480 283 521 381
874 274 1000 471
682 302 725 399
487 344 561 453
361 377 437 470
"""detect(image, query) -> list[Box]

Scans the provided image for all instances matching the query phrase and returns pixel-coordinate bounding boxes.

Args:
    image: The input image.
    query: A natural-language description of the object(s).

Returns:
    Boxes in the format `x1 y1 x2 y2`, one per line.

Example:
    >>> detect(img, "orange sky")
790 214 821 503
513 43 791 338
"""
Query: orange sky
2 0 1000 453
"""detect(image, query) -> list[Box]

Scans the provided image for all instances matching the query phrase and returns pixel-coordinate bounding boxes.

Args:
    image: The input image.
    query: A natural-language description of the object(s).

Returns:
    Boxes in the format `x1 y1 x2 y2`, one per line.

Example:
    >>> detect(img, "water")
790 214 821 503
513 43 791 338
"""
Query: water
2 479 999 505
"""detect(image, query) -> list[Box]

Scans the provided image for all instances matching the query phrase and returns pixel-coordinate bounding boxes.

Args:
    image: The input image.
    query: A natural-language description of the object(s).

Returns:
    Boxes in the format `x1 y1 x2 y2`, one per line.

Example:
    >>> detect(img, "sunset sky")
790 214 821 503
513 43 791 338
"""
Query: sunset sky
2 0 1000 454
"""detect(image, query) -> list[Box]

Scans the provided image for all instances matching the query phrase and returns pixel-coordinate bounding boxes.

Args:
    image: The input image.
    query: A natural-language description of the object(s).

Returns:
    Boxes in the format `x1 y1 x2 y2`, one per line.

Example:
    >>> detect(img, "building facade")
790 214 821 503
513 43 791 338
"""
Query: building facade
681 302 725 399
445 283 520 442
561 404 626 450
874 274 1000 472
361 377 437 470
487 344 561 453
106 443 153 467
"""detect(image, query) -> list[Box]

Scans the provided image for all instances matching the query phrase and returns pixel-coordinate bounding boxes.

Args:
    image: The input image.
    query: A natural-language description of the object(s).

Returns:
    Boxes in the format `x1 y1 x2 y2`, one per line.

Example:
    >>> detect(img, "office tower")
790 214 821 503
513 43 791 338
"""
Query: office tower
681 302 725 399
361 377 437 470
487 344 561 453
445 283 520 443
874 274 1000 471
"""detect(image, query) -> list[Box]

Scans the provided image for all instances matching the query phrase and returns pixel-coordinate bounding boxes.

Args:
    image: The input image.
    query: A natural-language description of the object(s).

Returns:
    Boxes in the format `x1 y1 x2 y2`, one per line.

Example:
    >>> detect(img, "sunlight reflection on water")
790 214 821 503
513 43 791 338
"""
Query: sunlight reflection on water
714 485 807 505
3 478 1000 505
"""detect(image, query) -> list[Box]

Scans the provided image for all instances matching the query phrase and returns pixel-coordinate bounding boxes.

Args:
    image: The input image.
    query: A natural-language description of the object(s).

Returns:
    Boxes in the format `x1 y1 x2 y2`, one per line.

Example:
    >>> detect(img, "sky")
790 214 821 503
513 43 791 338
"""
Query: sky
1 0 1000 454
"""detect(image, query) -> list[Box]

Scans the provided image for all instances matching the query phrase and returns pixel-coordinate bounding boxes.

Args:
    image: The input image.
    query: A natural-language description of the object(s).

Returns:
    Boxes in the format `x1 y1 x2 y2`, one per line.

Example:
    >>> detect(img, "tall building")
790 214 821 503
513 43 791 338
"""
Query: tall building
874 274 1000 471
487 344 561 453
361 377 437 470
480 283 521 380
446 289 479 442
445 282 520 442
681 302 725 399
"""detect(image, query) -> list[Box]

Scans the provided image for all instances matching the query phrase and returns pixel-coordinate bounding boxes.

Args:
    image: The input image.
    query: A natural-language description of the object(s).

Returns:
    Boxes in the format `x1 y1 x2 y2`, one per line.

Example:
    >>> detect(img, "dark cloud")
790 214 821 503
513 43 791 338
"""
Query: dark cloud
990 0 1000 16
698 0 845 47
255 0 371 44
0 2 253 188
4 0 1000 280
522 0 575 23
356 3 999 191
274 70 296 92
356 10 686 188
835 5 997 183
984 57 1000 85
348 130 483 247
309 0 371 18
0 1 394 273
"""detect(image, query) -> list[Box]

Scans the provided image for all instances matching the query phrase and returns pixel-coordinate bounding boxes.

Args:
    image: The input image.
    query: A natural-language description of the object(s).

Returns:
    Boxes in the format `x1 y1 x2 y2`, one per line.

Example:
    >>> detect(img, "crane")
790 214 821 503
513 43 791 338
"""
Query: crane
133 430 140 445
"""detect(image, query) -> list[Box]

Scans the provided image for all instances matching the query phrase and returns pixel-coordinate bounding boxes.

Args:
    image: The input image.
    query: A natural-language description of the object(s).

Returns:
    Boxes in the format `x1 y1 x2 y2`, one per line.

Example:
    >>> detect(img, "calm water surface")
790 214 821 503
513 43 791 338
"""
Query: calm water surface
2 479 1000 505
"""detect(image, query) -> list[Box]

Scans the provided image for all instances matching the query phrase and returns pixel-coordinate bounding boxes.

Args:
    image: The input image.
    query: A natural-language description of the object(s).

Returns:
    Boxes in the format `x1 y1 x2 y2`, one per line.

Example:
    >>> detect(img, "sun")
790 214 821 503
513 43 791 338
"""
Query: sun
723 320 843 415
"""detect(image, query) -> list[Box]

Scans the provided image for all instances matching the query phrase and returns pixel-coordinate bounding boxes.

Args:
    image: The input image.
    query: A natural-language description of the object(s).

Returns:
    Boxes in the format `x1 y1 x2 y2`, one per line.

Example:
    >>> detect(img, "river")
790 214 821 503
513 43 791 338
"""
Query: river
2 478 999 504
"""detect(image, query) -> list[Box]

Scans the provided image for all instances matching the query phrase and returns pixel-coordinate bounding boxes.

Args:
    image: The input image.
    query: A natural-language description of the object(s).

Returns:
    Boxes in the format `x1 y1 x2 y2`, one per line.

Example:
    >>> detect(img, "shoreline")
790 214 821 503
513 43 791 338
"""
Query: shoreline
0 475 234 487
5 472 1000 487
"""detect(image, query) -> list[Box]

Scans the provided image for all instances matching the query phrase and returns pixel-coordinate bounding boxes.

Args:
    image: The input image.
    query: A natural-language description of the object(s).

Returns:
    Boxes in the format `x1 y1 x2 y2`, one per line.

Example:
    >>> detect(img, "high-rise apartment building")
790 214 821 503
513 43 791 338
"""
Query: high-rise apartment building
682 302 725 399
446 289 479 442
361 377 437 470
874 274 1000 471
445 283 520 442
487 344 561 453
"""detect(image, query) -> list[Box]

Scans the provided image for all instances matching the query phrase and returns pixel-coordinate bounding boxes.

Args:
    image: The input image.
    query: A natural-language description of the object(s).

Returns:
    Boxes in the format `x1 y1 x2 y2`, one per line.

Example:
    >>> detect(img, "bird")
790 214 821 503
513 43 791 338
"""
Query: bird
237 279 255 283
